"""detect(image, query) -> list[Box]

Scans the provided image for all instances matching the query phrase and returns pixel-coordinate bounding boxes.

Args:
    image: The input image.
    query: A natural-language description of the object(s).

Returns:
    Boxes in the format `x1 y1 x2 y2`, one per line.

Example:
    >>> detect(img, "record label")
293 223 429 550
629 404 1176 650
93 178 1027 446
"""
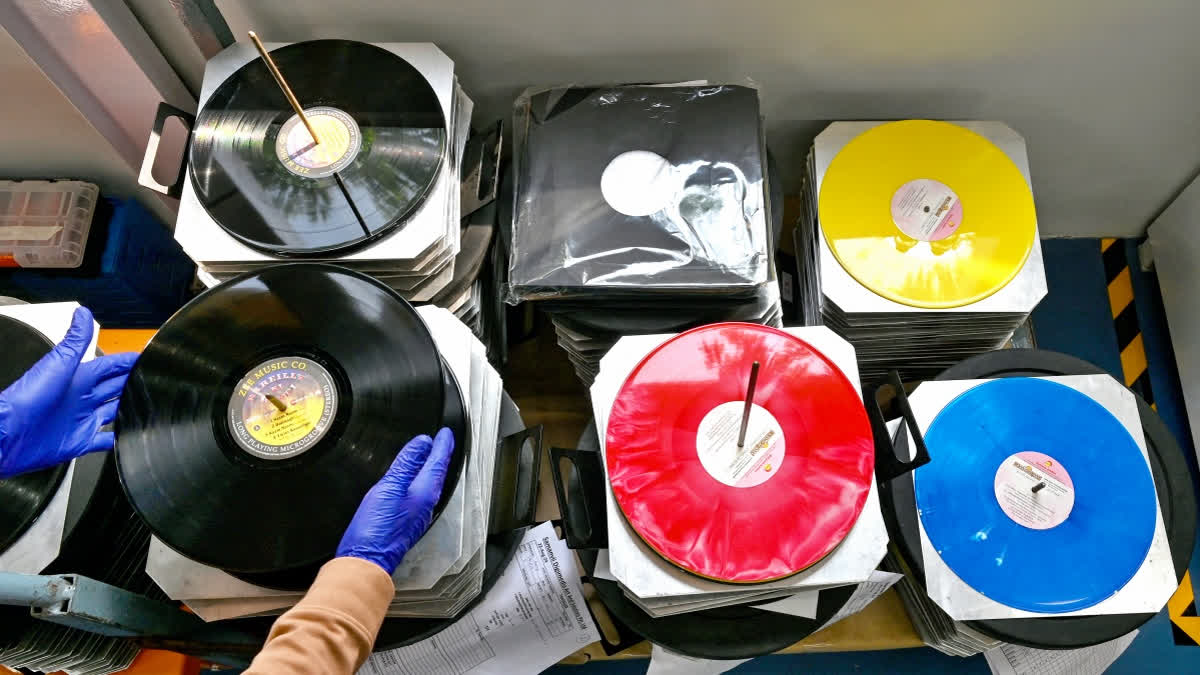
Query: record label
695 401 785 488
275 106 361 178
890 178 963 242
992 451 1074 530
227 356 338 460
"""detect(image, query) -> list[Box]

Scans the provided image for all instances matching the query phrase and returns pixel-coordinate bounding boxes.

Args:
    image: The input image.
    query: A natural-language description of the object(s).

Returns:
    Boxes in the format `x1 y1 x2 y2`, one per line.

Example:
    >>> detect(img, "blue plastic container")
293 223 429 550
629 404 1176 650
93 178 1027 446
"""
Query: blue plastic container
0 197 195 327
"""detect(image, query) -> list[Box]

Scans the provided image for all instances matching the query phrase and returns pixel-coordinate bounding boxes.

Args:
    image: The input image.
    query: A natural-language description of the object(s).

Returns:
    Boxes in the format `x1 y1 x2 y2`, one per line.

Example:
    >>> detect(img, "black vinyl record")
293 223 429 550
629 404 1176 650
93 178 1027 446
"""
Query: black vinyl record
0 315 68 554
880 348 1197 649
230 356 473 590
115 264 466 584
224 392 525 651
190 39 446 257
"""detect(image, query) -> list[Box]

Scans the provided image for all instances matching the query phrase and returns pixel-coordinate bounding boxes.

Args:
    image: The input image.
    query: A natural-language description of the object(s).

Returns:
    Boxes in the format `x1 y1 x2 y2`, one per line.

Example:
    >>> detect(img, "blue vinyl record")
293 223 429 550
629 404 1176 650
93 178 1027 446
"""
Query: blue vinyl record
914 377 1158 613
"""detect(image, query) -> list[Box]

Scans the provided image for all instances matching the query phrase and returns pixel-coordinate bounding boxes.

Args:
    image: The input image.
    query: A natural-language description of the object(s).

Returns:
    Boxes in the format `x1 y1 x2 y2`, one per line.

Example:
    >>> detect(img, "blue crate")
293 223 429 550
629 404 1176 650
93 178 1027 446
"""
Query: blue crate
0 197 195 327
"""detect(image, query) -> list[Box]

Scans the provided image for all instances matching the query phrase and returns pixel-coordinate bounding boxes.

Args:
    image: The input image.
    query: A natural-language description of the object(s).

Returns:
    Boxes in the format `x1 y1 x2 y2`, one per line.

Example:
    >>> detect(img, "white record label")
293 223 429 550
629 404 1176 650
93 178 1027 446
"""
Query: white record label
696 401 785 488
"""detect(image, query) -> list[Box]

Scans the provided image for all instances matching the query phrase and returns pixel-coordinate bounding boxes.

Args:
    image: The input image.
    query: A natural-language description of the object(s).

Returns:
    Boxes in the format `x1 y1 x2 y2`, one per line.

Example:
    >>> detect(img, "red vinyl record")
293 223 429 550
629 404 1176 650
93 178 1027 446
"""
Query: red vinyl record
605 323 874 583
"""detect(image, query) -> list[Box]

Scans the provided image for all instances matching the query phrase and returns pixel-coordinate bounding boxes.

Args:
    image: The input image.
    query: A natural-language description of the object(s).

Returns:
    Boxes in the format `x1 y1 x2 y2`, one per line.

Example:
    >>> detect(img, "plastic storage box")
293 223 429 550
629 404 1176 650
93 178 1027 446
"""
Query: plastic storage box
0 197 195 327
0 180 98 268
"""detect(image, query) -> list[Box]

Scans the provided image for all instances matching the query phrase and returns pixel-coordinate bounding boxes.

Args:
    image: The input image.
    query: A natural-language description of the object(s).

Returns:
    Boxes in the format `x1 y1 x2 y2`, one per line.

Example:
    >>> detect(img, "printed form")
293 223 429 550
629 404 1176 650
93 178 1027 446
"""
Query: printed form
360 522 599 675
984 631 1137 675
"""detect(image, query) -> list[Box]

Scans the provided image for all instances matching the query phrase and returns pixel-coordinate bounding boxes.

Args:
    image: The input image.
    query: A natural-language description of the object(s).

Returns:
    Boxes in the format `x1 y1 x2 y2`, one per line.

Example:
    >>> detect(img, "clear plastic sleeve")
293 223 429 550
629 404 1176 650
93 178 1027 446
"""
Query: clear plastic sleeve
506 83 770 303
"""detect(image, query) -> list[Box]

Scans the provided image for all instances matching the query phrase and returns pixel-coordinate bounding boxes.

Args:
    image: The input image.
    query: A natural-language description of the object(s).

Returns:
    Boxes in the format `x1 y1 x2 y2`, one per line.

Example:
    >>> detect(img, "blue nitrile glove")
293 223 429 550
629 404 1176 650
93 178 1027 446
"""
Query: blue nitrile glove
336 427 456 575
0 307 139 478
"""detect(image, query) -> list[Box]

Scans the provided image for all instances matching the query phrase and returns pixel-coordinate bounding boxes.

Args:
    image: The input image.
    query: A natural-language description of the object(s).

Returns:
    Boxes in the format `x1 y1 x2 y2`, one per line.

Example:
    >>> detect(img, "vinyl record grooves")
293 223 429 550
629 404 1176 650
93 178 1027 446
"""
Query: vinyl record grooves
818 120 1037 309
880 348 1198 649
605 323 874 583
116 264 466 584
0 315 68 554
230 356 473 591
226 393 522 651
190 39 447 257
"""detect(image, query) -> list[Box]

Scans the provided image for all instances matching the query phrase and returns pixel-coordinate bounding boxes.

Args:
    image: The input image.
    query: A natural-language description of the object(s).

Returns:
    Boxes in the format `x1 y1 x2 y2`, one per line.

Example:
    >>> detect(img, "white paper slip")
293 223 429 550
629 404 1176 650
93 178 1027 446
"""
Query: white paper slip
750 590 821 619
983 630 1137 675
815 571 903 633
359 522 599 675
646 644 751 675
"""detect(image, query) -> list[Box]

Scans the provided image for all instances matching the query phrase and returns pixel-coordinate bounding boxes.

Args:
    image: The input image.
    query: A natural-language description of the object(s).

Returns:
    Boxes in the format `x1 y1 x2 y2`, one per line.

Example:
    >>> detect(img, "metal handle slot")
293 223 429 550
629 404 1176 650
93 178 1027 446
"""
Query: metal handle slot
138 102 195 198
549 448 608 550
488 425 543 535
868 370 931 483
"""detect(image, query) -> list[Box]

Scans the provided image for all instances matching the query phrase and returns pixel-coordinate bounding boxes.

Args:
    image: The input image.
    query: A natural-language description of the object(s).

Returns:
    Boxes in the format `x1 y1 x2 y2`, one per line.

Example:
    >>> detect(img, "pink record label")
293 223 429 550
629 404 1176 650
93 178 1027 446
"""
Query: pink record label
993 451 1075 530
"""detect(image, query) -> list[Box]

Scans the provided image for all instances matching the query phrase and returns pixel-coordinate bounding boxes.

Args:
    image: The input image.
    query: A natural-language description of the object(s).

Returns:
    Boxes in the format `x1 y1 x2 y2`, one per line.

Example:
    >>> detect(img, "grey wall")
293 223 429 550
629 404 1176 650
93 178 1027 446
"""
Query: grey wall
0 25 173 225
215 0 1200 238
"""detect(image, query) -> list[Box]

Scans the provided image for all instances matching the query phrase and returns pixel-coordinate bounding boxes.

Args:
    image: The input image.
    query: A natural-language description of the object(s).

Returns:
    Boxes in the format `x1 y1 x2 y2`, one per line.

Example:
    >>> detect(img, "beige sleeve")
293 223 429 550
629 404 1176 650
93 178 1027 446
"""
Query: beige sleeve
244 557 394 675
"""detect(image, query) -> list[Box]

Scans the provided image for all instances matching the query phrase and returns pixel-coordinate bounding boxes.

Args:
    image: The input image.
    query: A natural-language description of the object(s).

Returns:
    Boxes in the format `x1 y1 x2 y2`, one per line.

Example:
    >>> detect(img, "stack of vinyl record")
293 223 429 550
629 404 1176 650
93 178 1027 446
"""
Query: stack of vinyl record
582 323 887 649
0 302 156 675
877 350 1196 656
430 200 498 342
507 84 782 386
795 121 1048 383
115 266 506 622
166 39 473 308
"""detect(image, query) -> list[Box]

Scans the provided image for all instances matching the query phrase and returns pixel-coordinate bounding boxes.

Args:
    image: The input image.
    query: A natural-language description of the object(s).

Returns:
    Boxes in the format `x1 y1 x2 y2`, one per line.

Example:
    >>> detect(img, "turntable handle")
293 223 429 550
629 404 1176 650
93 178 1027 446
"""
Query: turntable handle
867 369 932 483
138 102 195 198
548 447 608 550
488 425 544 536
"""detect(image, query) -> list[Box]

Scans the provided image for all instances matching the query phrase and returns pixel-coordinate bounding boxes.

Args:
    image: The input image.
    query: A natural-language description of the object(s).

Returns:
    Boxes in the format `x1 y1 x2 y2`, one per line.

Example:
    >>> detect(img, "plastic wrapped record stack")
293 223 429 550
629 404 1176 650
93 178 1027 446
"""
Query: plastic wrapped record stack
794 120 1048 383
0 302 158 675
507 83 783 386
876 349 1196 656
572 322 889 658
115 265 506 623
157 39 473 307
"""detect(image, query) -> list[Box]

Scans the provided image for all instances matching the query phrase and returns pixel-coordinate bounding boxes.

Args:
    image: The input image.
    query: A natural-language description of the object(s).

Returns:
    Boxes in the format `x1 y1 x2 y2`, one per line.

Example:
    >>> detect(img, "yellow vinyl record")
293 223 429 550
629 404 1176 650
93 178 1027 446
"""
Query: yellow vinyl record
818 120 1037 309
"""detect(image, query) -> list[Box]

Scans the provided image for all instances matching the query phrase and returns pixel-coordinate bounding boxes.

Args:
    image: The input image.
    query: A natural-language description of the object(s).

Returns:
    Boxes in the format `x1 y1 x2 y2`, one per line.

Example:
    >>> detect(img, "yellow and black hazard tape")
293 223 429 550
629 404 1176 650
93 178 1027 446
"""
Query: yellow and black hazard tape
1102 238 1155 409
1104 238 1200 645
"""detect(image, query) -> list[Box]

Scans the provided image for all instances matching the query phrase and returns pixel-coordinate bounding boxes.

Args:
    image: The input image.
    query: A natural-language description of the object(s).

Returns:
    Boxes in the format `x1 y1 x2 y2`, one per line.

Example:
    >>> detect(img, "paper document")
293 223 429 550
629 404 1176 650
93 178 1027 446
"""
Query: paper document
815 570 903 633
983 631 1137 675
359 522 599 675
646 644 750 675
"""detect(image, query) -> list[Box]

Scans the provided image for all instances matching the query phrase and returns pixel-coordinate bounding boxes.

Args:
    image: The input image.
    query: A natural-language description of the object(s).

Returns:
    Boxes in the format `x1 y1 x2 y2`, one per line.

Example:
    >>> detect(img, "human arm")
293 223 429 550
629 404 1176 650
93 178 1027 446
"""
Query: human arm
244 428 455 675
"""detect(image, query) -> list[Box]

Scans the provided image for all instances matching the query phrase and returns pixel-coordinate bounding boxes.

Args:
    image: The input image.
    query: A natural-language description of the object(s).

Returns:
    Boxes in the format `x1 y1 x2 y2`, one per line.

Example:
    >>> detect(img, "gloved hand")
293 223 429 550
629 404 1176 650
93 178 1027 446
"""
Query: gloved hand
0 307 138 478
337 427 455 575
